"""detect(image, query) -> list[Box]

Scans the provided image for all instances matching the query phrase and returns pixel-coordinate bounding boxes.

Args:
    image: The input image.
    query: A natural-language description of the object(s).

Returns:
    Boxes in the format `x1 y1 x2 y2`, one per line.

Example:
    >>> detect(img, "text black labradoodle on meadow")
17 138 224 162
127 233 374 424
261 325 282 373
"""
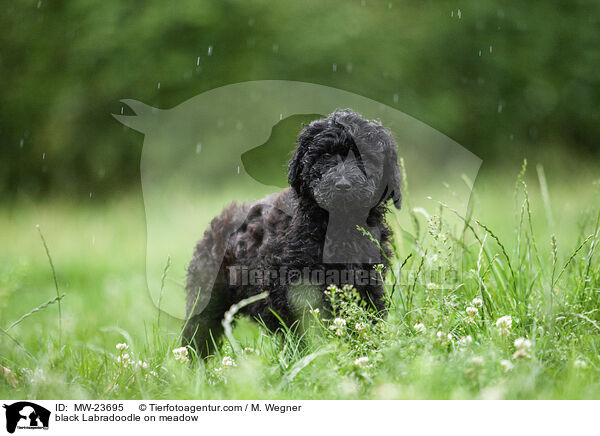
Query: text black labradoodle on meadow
183 109 402 356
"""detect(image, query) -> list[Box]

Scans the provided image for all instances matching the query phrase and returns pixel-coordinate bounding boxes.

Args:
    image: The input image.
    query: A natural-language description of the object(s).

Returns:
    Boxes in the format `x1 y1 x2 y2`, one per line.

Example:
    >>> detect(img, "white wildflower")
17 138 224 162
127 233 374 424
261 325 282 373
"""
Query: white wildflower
326 284 338 293
437 331 452 346
458 335 473 345
116 343 129 351
342 284 354 292
333 318 346 327
413 322 426 334
117 353 132 369
355 322 367 332
137 360 148 369
513 337 530 348
466 306 478 322
512 337 531 359
496 315 512 329
500 359 514 372
222 356 237 367
172 346 190 363
354 356 369 368
330 317 347 336
472 297 483 307
574 359 587 369
426 282 438 290
496 315 512 336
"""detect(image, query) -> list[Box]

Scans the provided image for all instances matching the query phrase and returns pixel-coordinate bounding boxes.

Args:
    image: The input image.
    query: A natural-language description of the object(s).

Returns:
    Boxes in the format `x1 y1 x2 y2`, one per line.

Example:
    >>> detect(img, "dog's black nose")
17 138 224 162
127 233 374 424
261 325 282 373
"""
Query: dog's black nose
335 177 351 191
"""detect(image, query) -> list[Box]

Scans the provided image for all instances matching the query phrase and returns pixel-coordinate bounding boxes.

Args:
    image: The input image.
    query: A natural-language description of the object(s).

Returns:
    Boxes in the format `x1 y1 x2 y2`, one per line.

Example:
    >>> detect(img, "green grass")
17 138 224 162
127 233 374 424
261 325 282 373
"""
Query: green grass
1 162 599 399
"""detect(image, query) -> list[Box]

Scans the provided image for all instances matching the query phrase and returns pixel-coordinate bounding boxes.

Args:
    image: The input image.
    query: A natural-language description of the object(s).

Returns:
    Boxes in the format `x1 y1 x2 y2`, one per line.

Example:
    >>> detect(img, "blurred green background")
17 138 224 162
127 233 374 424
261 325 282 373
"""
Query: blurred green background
1 0 600 400
2 0 599 199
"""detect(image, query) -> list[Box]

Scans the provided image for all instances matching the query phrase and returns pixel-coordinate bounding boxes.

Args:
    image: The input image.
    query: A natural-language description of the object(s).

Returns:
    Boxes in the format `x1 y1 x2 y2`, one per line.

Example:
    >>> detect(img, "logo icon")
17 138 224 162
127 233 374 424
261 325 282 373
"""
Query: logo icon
3 402 50 434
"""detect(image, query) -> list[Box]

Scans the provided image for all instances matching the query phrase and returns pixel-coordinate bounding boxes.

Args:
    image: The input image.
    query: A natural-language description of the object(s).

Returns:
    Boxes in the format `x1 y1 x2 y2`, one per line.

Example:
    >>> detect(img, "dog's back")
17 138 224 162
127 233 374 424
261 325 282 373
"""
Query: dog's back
183 189 295 354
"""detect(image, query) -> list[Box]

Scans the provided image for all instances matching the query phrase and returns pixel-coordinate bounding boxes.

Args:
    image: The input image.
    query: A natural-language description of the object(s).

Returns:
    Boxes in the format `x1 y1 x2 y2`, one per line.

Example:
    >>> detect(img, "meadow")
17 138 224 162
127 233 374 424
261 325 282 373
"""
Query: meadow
1 161 599 399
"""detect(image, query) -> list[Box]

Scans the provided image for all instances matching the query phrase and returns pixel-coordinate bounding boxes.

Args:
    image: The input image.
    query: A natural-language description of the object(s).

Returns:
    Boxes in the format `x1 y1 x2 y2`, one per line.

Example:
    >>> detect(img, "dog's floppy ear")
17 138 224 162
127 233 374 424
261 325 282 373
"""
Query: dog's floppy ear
288 124 314 195
287 137 305 193
381 134 402 209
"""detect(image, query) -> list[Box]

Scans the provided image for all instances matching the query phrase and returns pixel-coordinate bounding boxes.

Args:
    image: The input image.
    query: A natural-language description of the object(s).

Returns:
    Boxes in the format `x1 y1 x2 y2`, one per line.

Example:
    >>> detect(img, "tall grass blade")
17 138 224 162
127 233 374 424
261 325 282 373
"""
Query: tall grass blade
222 291 269 355
36 225 62 345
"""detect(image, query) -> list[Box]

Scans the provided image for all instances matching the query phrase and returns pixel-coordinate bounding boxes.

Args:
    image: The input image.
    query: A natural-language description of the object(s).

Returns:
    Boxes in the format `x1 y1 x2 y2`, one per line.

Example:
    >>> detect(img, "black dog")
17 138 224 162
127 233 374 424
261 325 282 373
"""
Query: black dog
183 109 401 356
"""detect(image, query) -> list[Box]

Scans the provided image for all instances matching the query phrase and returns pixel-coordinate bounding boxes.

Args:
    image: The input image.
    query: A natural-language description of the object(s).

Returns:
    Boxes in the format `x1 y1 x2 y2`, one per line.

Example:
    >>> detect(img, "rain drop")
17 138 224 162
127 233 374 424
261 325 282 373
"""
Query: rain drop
457 9 462 19
120 106 124 114
42 152 46 159
157 82 160 89
497 102 503 113
393 94 399 103
478 50 482 56
89 192 93 198
332 63 337 72
19 138 24 148
237 166 240 175
208 45 213 56
196 143 202 154
489 45 493 53
197 56 200 66
388 2 392 9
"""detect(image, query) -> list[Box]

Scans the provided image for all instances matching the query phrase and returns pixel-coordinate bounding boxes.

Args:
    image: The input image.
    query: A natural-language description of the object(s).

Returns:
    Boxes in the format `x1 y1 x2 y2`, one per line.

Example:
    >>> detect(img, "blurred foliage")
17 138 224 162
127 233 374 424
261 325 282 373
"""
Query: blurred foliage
1 0 599 198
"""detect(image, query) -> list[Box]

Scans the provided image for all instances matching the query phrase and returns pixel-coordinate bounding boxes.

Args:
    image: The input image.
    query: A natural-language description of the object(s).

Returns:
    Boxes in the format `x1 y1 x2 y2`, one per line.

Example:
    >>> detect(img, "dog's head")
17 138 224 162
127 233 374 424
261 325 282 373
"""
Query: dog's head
288 109 401 212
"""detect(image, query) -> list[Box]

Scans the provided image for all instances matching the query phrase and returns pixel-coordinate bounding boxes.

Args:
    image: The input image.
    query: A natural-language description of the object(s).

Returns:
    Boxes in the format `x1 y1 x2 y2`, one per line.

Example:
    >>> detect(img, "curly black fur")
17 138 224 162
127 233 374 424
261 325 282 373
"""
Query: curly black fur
183 109 401 356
